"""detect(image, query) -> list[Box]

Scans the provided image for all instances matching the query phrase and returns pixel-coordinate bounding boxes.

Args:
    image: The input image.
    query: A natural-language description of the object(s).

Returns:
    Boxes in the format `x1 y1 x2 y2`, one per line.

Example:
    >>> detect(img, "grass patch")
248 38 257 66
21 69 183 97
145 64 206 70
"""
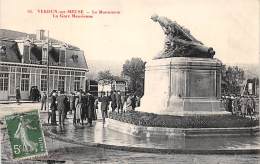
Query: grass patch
109 111 259 128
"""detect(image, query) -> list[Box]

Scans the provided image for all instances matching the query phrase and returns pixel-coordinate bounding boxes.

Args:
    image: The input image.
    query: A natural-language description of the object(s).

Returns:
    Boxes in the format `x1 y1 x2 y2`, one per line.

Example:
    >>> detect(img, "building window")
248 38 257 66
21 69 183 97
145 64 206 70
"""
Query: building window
0 73 8 91
74 77 81 91
11 67 16 72
22 68 28 73
41 75 47 91
75 72 81 76
42 47 48 62
0 66 9 72
16 67 21 72
0 45 6 55
59 50 65 65
41 69 47 74
58 76 65 91
21 74 29 91
71 54 78 63
59 70 66 75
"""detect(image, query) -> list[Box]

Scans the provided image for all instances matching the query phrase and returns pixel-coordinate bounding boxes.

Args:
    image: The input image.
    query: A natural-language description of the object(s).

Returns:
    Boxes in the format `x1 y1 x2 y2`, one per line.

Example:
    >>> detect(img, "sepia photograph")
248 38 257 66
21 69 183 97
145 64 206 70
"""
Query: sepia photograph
0 0 259 163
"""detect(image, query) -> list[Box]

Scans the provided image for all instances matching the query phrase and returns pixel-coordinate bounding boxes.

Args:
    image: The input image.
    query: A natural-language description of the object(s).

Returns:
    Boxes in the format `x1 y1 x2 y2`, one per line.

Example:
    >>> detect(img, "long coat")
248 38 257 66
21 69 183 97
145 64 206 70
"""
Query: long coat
75 96 82 120
110 93 117 109
100 96 109 111
131 95 137 110
116 93 122 109
50 96 57 110
16 88 21 100
126 96 133 111
70 95 76 111
81 95 88 120
86 94 95 119
50 95 57 124
56 95 67 114
247 97 255 113
227 98 232 112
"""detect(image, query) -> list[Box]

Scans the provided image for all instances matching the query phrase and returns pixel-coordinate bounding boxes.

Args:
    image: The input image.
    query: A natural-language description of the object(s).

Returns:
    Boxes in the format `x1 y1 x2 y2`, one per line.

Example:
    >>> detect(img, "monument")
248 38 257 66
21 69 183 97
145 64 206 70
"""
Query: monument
140 14 226 115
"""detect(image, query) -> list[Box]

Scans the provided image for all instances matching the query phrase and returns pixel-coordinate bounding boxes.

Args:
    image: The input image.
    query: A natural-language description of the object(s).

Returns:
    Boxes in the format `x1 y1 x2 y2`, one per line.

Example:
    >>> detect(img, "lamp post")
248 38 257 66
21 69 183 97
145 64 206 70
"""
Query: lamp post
46 30 50 113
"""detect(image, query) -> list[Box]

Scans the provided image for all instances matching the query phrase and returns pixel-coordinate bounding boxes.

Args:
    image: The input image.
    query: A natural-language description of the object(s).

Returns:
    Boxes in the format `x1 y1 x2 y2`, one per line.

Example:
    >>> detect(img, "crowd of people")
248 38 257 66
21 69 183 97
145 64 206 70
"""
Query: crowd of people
44 90 97 127
29 86 41 102
15 86 41 104
99 91 139 123
41 90 140 127
222 95 257 117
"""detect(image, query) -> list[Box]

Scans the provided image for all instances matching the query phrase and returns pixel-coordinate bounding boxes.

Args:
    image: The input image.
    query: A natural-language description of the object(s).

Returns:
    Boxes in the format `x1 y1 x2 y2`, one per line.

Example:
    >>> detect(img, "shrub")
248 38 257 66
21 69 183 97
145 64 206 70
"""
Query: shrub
108 111 259 128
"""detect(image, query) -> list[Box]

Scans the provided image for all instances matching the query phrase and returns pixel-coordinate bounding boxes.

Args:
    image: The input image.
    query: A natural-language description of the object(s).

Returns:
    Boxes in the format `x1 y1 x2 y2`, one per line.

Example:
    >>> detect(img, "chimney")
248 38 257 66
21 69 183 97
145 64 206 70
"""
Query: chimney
36 29 45 40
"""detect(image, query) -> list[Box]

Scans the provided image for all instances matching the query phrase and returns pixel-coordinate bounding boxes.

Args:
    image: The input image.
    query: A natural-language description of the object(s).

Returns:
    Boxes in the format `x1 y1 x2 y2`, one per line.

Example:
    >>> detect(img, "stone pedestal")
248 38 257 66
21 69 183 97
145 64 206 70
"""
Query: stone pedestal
140 57 227 115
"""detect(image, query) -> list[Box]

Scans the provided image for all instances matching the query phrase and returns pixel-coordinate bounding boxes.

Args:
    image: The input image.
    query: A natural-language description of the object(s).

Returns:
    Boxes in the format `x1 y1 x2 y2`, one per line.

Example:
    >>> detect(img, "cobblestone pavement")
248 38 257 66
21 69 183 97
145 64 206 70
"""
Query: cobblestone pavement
1 103 260 163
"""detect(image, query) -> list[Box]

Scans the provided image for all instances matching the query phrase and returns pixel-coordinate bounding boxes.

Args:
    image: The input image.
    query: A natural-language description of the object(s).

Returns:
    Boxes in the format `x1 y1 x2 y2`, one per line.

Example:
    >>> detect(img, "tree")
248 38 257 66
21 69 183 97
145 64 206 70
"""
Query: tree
122 58 146 97
97 70 118 92
97 70 115 83
221 65 245 95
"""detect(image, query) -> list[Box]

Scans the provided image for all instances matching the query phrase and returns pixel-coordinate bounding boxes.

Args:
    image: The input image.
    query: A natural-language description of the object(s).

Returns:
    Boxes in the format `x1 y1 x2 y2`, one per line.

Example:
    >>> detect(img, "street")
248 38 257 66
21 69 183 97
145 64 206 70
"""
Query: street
0 102 260 164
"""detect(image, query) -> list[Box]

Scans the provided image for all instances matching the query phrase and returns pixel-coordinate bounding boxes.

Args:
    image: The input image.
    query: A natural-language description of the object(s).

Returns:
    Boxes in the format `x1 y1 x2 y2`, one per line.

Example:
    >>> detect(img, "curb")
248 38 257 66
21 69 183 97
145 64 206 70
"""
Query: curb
43 127 260 155
0 101 37 104
106 118 260 137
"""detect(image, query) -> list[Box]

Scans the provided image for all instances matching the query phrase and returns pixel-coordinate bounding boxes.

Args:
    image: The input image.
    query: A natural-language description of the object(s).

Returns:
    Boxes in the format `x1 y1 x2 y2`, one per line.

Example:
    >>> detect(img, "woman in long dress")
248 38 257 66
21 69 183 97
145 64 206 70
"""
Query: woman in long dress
100 92 109 124
93 97 98 120
75 92 83 125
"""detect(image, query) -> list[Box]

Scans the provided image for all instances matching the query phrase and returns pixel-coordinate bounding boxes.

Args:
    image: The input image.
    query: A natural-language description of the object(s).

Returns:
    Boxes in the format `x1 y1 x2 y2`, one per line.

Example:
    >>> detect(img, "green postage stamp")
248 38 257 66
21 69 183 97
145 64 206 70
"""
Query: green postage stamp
5 110 48 160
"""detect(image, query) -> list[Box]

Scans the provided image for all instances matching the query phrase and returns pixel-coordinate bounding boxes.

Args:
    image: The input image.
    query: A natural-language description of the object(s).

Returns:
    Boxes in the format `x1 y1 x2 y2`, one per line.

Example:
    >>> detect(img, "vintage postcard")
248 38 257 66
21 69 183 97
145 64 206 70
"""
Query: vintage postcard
0 0 259 163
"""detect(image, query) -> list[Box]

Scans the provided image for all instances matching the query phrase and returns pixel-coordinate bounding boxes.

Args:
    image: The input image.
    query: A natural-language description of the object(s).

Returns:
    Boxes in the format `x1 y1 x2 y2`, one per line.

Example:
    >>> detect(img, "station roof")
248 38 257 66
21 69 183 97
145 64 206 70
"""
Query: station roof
0 39 21 63
0 29 88 70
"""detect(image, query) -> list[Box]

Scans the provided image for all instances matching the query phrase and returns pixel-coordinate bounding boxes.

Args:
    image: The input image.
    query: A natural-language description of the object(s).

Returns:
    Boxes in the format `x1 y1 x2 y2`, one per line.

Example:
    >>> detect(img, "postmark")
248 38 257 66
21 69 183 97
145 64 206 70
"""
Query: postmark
5 110 48 160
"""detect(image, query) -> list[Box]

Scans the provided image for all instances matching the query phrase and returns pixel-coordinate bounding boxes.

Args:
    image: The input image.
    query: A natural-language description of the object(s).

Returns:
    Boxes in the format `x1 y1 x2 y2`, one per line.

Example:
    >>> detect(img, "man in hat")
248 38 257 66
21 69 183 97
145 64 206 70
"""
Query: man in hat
16 86 21 104
86 91 95 126
56 90 67 127
110 90 117 112
100 92 109 124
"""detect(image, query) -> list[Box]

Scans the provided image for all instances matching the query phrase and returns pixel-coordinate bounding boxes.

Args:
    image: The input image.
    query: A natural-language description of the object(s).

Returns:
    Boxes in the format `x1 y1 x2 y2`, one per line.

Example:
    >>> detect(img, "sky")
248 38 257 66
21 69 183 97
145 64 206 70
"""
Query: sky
0 0 259 64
